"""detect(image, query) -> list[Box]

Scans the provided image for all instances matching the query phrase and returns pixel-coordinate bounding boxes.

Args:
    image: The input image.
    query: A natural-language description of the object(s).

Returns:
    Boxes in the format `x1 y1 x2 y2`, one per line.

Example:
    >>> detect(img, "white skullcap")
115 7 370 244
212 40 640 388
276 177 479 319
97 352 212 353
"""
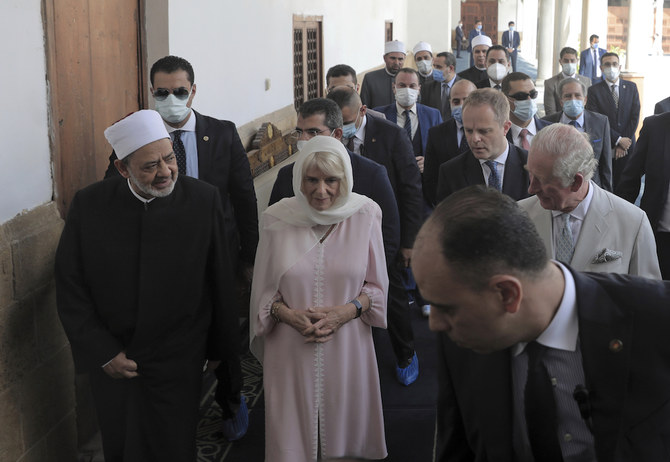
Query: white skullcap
471 35 492 49
104 110 169 160
413 41 433 55
384 40 406 55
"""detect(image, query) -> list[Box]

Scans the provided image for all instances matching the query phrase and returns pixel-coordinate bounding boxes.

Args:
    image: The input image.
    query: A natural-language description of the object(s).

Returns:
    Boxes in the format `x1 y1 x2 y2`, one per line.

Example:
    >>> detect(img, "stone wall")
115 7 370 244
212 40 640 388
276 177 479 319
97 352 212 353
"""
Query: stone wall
0 202 77 461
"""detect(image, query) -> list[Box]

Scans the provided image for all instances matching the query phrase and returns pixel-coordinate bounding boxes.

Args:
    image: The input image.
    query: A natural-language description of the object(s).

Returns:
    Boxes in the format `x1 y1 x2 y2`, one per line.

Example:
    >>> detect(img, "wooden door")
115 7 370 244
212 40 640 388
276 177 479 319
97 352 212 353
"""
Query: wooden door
293 16 323 111
44 0 147 215
461 0 499 45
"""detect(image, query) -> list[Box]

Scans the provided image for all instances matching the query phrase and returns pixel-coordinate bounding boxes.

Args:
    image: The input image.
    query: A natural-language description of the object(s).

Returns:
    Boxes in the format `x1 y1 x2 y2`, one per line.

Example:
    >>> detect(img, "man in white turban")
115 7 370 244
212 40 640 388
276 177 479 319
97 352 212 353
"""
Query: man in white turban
360 40 407 108
55 110 244 461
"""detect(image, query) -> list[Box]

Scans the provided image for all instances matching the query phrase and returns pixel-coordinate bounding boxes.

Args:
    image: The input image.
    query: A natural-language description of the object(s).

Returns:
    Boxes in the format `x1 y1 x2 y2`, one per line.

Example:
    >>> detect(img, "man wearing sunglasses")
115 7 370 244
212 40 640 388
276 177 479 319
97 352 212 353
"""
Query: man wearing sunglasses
104 55 257 441
501 73 551 151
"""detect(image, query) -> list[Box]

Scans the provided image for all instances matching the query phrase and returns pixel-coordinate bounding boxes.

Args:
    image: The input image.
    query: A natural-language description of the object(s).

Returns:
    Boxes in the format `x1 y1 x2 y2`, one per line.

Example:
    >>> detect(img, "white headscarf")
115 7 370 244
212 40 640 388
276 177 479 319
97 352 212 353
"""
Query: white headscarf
250 136 372 362
265 136 369 227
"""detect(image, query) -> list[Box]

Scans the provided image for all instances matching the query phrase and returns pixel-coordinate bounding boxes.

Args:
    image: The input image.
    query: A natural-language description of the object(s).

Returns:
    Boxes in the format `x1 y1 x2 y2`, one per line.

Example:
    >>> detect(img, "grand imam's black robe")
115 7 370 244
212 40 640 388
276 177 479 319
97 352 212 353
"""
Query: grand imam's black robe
55 175 242 461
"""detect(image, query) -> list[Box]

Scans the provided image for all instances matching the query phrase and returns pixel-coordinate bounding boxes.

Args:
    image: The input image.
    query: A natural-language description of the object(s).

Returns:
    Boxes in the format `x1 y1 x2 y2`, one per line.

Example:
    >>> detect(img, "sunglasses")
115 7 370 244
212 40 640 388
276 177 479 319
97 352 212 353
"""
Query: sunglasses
508 89 538 101
153 87 191 101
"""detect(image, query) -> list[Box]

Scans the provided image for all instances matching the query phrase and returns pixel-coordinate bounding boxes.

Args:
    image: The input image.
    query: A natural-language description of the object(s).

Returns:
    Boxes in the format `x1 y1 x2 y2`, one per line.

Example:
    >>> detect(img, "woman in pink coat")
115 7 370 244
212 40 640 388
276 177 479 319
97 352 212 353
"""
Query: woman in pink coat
250 136 389 461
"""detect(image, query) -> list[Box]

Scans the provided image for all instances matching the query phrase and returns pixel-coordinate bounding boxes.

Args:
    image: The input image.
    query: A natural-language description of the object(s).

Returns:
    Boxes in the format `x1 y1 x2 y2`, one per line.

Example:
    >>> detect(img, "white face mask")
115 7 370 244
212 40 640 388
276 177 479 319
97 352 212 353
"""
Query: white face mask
487 63 508 82
416 59 433 75
395 87 419 107
603 66 620 82
561 62 577 76
154 93 191 123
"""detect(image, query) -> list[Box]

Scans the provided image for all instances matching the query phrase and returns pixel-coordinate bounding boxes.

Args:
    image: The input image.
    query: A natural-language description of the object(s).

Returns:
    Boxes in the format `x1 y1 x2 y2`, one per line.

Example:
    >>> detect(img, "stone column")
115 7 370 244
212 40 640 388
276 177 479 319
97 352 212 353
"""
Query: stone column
553 0 572 74
537 0 556 80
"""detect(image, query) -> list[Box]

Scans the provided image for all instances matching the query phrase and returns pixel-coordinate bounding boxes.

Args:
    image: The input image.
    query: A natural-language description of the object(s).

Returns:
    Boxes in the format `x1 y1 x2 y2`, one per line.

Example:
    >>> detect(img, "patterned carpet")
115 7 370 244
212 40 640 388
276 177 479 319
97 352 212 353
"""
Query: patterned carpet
196 305 438 462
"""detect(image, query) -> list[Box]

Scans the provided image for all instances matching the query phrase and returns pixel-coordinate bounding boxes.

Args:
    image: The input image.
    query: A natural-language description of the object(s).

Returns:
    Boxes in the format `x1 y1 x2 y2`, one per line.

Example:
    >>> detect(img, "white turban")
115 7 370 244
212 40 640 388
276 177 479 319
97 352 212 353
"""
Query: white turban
384 40 406 55
471 35 493 49
412 41 433 55
104 110 169 160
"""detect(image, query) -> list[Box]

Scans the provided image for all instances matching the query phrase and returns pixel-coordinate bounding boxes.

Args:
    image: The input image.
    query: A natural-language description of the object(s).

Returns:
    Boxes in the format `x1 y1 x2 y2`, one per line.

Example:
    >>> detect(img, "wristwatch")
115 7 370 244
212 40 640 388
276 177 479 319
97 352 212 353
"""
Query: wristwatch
350 298 363 319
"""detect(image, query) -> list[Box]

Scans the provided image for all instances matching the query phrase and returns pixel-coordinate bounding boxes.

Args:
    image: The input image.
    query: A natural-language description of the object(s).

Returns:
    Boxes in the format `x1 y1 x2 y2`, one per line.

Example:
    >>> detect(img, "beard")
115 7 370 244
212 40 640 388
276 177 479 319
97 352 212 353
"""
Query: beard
128 169 176 198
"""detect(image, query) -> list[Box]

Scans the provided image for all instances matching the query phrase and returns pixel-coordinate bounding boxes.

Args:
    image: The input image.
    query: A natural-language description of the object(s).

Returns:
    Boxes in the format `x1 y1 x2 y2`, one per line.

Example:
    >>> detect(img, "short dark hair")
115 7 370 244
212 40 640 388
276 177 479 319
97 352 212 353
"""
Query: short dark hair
559 47 578 59
486 45 510 61
501 72 532 95
602 52 619 62
150 55 194 86
436 52 457 69
397 67 420 80
326 86 361 113
508 21 515 26
326 64 357 86
298 98 343 130
429 186 548 289
475 19 482 24
589 34 599 43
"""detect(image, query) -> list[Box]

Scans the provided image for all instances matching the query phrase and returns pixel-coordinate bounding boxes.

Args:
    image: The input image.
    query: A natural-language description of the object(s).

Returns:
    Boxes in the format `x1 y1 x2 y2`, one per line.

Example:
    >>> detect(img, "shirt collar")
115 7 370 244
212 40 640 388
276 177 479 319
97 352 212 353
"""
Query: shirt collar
560 111 585 126
550 180 594 221
478 142 509 166
510 117 538 137
512 261 579 356
396 101 417 114
355 114 368 141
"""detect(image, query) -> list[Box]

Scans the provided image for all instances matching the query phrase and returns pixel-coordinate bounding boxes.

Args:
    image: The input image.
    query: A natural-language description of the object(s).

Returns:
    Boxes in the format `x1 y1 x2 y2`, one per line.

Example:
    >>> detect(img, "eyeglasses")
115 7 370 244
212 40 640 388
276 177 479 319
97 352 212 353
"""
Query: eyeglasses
289 128 331 140
153 87 191 101
507 89 538 101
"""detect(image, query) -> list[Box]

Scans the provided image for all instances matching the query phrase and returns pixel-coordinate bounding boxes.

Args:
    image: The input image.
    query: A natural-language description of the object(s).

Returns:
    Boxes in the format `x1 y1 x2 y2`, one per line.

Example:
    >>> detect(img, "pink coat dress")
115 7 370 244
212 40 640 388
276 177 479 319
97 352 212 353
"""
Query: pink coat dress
251 199 389 462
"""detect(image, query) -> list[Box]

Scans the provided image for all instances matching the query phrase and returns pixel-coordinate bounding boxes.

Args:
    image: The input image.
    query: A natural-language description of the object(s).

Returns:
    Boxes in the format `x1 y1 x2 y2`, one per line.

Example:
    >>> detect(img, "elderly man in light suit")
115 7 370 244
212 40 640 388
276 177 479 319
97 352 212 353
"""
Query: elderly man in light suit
519 123 661 279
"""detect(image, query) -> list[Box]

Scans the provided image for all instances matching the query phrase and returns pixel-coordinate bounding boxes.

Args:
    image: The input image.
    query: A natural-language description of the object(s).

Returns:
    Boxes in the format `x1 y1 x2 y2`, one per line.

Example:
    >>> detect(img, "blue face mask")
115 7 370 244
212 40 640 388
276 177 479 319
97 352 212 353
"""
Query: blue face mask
592 42 599 50
512 98 538 122
563 99 584 118
432 69 445 82
451 105 463 124
342 111 360 139
509 26 515 32
476 24 482 31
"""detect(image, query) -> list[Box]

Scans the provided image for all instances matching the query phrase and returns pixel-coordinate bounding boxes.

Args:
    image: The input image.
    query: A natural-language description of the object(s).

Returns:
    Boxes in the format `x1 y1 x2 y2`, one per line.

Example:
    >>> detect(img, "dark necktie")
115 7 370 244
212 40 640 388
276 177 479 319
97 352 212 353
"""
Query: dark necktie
346 136 356 152
441 82 450 119
611 84 619 108
404 110 412 141
484 160 501 191
569 120 581 130
494 84 501 90
525 342 564 462
592 50 598 80
172 130 187 175
458 127 470 154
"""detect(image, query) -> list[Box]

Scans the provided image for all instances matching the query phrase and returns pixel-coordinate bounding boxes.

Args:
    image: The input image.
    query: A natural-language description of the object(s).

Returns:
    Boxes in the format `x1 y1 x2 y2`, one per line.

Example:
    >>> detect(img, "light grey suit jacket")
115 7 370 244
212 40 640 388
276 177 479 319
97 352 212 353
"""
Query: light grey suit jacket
543 73 592 116
519 183 661 278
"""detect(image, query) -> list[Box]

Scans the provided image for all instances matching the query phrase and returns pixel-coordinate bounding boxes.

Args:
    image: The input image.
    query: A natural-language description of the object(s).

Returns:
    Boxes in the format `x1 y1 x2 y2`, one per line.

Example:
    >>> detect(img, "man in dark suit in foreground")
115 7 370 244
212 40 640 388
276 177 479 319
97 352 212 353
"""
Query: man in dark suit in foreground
585 52 640 189
436 88 530 203
412 185 670 462
617 111 670 279
103 55 253 440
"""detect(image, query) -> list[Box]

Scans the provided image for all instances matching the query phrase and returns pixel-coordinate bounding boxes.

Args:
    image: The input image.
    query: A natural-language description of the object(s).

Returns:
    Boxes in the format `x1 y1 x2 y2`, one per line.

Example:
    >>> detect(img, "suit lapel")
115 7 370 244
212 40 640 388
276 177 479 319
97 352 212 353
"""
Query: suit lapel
502 145 523 197
465 152 486 185
528 198 554 258
194 111 211 177
387 106 398 124
573 269 631 461
571 185 610 268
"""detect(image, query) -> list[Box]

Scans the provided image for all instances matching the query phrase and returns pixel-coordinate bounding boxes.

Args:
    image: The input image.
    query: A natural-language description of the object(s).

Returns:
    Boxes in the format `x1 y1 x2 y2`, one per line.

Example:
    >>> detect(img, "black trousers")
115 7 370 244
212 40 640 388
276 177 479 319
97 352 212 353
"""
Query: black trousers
387 261 416 366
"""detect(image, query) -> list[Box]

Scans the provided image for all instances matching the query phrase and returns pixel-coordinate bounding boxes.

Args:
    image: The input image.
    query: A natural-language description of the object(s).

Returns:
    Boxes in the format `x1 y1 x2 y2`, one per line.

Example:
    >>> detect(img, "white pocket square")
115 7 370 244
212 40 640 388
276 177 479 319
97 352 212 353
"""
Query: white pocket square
592 248 623 264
